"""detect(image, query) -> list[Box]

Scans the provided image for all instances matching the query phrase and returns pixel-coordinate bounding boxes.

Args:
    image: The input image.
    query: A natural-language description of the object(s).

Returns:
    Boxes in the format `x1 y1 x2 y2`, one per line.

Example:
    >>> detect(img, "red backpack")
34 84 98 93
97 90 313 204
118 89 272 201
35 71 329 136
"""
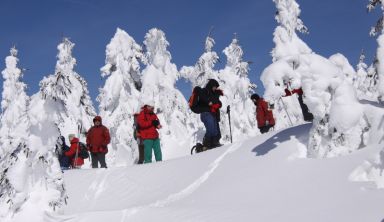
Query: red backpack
188 86 202 114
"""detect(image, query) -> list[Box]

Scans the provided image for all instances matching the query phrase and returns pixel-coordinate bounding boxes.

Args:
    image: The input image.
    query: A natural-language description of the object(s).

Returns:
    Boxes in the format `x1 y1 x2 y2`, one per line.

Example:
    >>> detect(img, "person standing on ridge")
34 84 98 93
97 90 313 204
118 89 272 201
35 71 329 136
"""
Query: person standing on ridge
86 116 111 168
251 94 275 134
137 99 162 163
199 79 223 148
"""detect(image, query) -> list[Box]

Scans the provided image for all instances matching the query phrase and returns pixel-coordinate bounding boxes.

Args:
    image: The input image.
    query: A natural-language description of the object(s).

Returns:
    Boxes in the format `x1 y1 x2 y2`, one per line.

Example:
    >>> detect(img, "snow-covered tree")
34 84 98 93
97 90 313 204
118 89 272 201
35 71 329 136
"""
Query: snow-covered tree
0 47 32 220
97 28 146 165
180 30 220 88
39 38 96 139
262 0 371 158
141 28 199 158
367 0 384 102
217 36 258 142
271 0 311 62
329 53 356 84
262 0 312 130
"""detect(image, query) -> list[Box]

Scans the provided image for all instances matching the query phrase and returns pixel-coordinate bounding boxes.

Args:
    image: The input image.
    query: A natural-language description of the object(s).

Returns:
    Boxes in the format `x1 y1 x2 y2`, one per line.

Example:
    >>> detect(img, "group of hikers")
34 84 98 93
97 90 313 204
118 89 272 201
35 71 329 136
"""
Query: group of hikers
56 78 313 169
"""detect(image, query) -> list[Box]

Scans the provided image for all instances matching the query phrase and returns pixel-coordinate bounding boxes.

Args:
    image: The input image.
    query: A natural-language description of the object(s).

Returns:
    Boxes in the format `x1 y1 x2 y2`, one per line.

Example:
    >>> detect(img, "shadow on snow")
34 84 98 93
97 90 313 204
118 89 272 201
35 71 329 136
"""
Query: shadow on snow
252 123 312 156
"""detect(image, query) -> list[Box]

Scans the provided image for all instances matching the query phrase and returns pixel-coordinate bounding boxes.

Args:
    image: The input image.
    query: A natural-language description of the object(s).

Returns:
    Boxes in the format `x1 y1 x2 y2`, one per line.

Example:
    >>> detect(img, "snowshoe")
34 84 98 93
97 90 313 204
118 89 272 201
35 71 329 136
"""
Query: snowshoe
191 143 208 155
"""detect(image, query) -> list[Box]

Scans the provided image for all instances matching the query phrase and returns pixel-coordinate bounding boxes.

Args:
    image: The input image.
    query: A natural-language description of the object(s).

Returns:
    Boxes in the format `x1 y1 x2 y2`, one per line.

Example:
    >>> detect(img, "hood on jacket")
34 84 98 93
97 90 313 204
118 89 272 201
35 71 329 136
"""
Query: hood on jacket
205 79 220 91
93 116 102 123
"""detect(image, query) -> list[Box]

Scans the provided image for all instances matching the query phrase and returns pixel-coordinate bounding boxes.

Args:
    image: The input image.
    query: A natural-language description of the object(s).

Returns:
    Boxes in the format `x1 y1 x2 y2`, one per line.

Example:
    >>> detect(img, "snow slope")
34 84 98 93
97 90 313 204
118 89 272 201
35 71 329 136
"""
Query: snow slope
50 123 384 222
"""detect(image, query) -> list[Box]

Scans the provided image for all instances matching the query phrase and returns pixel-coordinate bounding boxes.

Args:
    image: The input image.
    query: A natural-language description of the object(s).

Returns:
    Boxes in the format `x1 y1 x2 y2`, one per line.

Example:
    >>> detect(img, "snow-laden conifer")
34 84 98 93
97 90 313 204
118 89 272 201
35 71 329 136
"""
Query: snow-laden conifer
97 28 146 165
217 36 258 142
141 28 199 159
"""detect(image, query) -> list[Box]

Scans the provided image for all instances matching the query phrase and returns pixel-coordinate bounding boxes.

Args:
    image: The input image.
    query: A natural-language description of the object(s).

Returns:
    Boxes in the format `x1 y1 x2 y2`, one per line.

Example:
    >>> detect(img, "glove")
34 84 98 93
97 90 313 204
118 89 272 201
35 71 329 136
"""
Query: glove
152 120 160 127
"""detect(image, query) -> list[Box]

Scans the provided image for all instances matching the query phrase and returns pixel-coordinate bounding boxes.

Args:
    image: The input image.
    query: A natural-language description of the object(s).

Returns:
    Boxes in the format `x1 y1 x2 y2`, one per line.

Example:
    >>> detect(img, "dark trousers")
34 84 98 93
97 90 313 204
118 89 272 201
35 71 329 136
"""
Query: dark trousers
259 125 273 134
200 112 219 138
298 94 314 121
91 152 107 168
138 143 145 164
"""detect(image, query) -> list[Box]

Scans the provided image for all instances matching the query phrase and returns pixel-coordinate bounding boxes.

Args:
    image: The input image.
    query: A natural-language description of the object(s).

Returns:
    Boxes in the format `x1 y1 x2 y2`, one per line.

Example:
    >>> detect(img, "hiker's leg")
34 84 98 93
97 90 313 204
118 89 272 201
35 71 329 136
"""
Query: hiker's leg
99 153 107 168
91 152 98 168
153 139 162 162
143 139 153 163
200 112 216 139
138 140 145 164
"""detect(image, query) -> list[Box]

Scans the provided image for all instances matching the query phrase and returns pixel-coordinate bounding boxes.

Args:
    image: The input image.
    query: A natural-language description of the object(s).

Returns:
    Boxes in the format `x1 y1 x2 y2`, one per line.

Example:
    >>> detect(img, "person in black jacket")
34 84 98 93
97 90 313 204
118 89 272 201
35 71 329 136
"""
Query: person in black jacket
198 79 223 148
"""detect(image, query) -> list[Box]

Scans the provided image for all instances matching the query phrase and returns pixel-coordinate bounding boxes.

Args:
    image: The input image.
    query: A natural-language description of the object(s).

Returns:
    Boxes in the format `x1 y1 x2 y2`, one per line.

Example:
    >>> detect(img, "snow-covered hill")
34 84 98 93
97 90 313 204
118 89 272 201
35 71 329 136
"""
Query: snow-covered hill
40 123 384 222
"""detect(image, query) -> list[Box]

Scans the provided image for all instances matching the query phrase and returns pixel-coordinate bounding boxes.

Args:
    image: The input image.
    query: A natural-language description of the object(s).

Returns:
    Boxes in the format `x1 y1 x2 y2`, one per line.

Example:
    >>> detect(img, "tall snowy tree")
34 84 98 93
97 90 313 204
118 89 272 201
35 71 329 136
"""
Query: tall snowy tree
180 30 220 88
367 0 384 102
97 28 146 165
261 0 311 130
141 28 199 158
0 47 31 220
262 0 371 158
217 36 258 142
39 37 96 138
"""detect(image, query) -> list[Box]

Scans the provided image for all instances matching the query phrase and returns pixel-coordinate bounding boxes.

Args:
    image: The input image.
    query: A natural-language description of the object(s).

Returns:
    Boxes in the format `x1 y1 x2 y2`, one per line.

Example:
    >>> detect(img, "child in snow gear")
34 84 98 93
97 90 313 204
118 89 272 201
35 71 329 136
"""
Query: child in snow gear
133 113 145 164
65 134 84 169
56 136 71 170
284 87 314 122
251 94 275 134
86 116 111 168
137 100 162 163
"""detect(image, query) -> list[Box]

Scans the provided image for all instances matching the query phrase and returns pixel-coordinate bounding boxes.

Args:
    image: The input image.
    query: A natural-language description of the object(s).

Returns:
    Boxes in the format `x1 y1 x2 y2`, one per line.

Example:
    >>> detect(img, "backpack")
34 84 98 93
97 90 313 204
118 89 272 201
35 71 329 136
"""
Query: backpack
188 86 202 114
78 142 89 159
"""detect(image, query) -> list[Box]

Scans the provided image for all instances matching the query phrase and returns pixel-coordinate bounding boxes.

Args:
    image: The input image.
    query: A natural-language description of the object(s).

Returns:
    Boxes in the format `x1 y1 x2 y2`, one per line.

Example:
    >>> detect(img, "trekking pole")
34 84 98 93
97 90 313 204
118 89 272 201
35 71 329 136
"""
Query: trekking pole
279 97 293 127
226 105 233 143
74 124 81 169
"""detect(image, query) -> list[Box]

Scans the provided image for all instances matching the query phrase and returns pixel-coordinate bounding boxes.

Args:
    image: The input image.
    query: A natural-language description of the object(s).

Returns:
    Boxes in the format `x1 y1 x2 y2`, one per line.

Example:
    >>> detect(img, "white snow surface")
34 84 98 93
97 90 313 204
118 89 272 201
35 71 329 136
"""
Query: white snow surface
35 123 384 222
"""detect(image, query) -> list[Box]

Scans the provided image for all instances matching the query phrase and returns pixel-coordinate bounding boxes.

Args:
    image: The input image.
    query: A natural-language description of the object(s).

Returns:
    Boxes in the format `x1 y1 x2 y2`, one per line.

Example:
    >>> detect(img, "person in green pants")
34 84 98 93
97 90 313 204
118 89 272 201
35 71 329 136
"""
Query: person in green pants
137 99 162 163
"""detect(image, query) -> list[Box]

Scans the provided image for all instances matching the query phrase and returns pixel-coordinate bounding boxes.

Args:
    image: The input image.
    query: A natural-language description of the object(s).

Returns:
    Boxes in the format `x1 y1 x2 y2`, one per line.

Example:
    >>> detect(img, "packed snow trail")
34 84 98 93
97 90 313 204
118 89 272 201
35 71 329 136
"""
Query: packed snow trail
57 124 384 222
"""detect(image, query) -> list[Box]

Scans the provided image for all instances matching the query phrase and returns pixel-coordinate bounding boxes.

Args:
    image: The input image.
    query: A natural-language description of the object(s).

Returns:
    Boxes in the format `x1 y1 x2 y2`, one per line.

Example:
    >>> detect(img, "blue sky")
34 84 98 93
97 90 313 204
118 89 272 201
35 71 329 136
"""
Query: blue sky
0 0 381 111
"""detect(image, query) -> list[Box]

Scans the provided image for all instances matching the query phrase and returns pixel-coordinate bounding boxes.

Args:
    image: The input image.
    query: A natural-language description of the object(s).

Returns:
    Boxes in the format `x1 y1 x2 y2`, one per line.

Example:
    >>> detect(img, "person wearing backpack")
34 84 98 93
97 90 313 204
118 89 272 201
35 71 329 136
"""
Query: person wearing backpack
251 94 275 134
56 136 71 170
137 99 162 163
133 112 145 164
64 134 84 169
197 79 223 148
86 116 111 168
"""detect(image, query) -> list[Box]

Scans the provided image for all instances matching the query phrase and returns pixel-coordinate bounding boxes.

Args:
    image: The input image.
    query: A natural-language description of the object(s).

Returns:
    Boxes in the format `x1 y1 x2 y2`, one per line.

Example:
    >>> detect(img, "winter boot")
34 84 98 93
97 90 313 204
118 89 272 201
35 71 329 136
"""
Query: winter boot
211 136 223 148
202 136 213 150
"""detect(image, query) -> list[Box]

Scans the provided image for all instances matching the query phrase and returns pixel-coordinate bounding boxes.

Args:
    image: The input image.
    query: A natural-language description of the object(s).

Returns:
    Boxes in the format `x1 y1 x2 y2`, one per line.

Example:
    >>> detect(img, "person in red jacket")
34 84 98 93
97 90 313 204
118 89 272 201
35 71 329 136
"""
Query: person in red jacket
137 100 162 163
65 134 84 169
284 87 314 122
251 94 275 134
86 116 110 168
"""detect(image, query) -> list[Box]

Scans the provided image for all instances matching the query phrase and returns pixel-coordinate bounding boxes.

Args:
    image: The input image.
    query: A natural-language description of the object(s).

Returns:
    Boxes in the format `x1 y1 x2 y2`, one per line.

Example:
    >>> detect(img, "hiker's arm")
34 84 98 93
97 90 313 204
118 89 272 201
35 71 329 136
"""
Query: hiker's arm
103 127 111 145
65 144 76 157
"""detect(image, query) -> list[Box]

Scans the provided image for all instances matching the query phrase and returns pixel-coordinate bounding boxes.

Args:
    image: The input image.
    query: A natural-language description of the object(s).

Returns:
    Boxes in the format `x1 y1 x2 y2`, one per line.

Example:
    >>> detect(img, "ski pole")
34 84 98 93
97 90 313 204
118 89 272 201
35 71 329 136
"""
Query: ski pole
74 124 81 169
226 105 233 143
279 97 293 126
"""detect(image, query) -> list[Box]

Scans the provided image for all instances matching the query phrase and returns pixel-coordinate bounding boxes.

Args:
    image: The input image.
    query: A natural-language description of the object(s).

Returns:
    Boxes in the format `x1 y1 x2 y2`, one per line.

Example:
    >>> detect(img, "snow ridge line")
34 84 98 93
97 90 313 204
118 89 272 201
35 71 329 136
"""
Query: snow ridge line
119 142 243 220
